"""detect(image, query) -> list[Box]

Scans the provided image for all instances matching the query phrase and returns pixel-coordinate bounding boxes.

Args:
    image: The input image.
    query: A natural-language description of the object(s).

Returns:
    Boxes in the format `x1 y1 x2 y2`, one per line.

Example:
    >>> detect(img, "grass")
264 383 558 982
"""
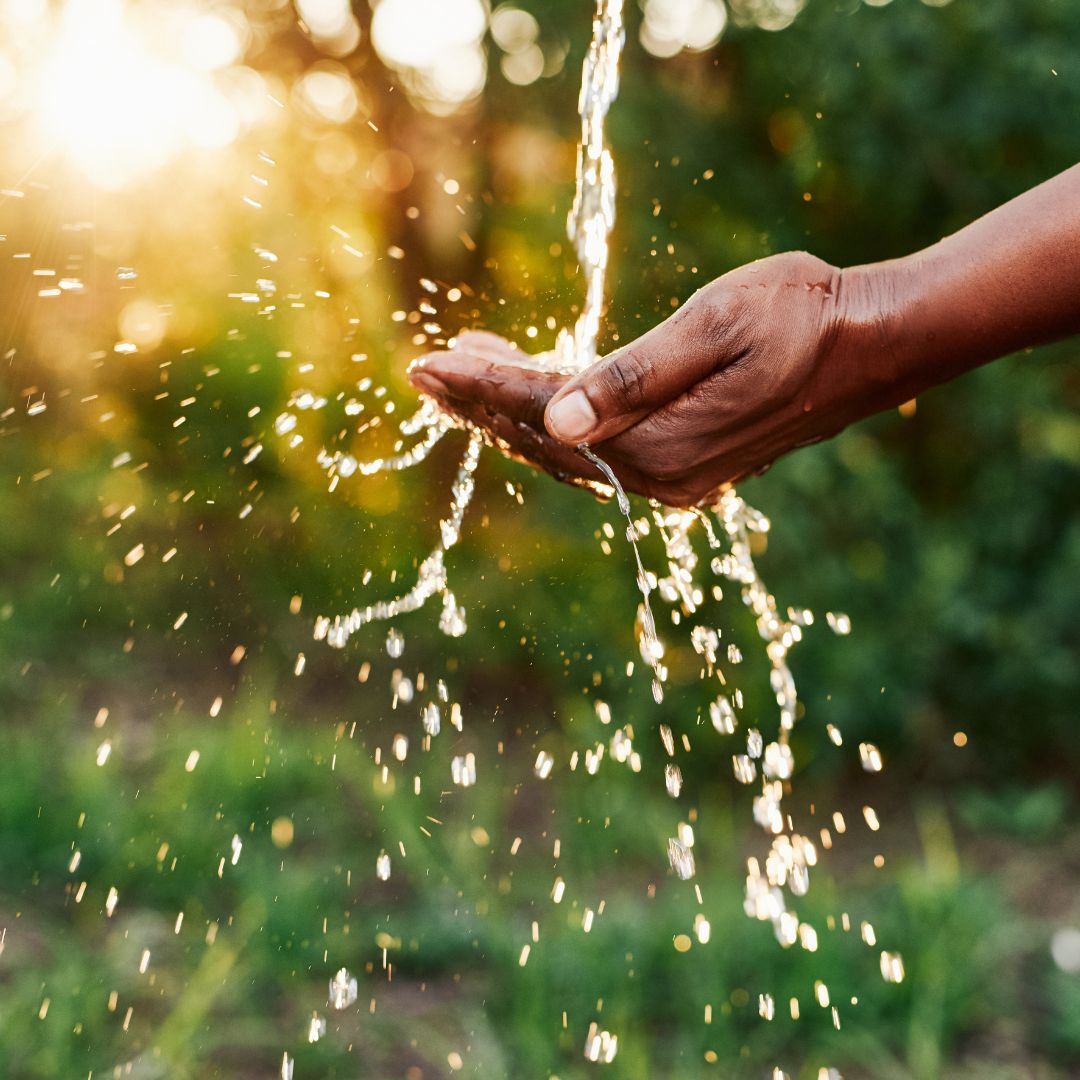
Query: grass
2 693 1077 1080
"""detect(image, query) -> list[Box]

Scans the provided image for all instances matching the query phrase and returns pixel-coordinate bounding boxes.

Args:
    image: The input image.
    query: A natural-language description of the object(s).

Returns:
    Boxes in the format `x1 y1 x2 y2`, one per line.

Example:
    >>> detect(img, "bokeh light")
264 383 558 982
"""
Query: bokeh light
3 0 1078 1076
370 148 416 192
729 0 808 33
296 61 361 124
118 299 169 351
371 0 488 114
294 0 362 56
640 0 728 57
6 0 265 189
492 4 545 86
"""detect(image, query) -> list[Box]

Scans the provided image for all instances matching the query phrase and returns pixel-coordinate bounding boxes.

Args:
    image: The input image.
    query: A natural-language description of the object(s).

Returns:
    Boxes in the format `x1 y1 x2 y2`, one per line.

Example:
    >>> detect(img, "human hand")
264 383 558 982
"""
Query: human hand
408 251 896 507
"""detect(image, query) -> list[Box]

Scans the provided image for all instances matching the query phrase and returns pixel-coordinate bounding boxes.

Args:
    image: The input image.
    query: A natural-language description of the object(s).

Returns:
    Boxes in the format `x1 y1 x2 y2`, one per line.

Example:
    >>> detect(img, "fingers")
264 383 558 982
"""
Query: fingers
409 350 567 428
452 330 522 362
431 386 661 497
406 349 666 497
407 349 596 480
544 283 746 445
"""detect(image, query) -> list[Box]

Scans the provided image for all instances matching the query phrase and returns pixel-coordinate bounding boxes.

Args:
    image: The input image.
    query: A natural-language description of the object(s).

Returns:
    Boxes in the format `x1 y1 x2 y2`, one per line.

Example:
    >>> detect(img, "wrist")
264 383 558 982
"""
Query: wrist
838 253 948 410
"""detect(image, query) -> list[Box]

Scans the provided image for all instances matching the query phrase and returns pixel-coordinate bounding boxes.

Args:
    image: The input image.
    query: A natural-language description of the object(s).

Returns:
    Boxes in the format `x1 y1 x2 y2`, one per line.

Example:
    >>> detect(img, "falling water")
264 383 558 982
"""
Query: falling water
299 0 628 651
285 0 900 1066
552 0 625 374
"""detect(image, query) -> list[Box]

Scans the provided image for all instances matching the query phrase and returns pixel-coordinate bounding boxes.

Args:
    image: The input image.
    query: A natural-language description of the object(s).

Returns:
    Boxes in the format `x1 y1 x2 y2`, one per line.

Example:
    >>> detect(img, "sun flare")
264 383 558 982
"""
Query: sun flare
24 0 253 189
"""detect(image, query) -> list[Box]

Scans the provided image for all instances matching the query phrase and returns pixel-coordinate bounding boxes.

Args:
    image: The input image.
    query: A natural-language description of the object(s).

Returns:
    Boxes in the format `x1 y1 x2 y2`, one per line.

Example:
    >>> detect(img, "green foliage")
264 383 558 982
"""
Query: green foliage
1 0 1079 1076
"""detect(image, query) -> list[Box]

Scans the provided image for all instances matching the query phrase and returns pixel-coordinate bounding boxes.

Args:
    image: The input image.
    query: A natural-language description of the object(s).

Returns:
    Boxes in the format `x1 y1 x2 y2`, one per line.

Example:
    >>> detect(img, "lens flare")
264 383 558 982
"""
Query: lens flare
30 0 248 188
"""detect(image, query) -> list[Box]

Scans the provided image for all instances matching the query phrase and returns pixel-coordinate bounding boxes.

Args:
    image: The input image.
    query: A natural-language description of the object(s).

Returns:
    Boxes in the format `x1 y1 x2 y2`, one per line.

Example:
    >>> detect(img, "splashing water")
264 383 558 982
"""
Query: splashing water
293 0 627 651
310 422 480 651
283 0 901 1062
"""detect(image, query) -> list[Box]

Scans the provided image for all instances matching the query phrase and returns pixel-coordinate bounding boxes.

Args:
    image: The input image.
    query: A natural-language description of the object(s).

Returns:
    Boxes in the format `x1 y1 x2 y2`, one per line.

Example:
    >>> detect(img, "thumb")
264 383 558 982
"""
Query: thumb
544 288 729 444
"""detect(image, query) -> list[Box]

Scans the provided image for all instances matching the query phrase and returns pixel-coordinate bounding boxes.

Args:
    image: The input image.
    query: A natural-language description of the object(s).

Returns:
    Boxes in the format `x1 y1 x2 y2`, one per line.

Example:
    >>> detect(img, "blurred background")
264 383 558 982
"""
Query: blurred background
1 0 1079 1077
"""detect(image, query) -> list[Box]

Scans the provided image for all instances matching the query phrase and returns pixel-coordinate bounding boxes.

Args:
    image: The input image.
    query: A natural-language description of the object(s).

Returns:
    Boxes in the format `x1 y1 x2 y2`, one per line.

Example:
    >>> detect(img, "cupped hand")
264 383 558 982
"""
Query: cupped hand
408 251 892 507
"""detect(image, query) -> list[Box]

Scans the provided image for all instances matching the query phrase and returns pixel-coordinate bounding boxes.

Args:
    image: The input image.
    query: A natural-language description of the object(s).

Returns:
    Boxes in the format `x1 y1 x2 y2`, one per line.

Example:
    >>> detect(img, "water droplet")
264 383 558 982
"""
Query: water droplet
274 412 297 435
308 1013 327 1043
421 702 441 736
328 968 358 1010
859 742 883 772
664 763 683 798
880 951 905 983
733 755 757 784
710 695 737 734
451 752 476 787
667 837 695 880
583 1022 619 1063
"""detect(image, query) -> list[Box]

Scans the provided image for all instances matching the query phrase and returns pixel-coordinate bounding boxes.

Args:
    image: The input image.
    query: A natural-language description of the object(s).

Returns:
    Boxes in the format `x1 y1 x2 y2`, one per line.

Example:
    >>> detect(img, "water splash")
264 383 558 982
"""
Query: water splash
286 0 902 1053
295 0 627 647
311 429 481 652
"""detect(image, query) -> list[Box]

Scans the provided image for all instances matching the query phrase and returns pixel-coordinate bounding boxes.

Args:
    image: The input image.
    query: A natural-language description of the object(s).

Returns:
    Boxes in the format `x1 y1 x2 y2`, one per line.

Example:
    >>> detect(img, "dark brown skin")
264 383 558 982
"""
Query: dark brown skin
409 165 1080 507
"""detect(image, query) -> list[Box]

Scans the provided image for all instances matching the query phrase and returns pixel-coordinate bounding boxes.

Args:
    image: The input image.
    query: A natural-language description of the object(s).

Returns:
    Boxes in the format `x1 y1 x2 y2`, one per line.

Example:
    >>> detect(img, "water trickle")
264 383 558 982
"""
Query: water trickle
578 444 666 703
284 0 902 1058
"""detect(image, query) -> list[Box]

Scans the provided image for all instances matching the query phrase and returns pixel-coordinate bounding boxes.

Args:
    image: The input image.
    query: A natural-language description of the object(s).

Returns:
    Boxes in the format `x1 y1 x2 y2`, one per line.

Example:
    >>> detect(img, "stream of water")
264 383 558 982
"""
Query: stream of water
282 0 902 1069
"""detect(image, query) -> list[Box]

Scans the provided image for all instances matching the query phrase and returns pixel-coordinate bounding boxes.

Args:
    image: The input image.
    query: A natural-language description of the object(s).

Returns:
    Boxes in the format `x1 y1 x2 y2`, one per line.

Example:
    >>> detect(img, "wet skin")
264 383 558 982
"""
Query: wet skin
409 165 1080 508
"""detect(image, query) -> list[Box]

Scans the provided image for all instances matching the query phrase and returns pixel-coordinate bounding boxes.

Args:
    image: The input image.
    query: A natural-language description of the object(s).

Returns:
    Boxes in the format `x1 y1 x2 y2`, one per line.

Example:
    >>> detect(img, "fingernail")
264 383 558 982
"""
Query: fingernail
410 371 450 397
547 390 597 441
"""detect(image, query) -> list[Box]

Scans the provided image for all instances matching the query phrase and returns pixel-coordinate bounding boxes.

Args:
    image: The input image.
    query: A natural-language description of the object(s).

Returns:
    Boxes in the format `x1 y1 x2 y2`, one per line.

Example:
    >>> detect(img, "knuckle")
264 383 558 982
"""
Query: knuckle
691 281 748 363
597 349 649 412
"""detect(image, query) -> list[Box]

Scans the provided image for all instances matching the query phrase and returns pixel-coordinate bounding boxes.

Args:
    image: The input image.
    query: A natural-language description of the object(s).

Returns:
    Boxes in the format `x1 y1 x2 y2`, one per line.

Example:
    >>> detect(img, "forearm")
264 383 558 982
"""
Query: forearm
844 163 1080 403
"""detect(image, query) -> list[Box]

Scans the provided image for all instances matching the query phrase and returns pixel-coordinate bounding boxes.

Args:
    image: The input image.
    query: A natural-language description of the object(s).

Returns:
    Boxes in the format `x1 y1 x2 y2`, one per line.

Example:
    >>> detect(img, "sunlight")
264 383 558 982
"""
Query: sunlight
371 0 488 114
31 0 248 189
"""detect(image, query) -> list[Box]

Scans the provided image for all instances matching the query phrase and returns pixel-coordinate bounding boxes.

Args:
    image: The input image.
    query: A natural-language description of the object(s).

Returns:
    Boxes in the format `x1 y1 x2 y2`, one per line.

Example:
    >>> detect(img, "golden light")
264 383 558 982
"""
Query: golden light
295 0 362 57
490 6 539 54
640 0 728 58
180 11 248 71
1 0 47 28
22 0 255 189
501 45 544 87
118 299 169 351
296 62 360 124
296 0 353 38
371 0 488 114
0 53 16 109
492 7 544 87
370 149 415 192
